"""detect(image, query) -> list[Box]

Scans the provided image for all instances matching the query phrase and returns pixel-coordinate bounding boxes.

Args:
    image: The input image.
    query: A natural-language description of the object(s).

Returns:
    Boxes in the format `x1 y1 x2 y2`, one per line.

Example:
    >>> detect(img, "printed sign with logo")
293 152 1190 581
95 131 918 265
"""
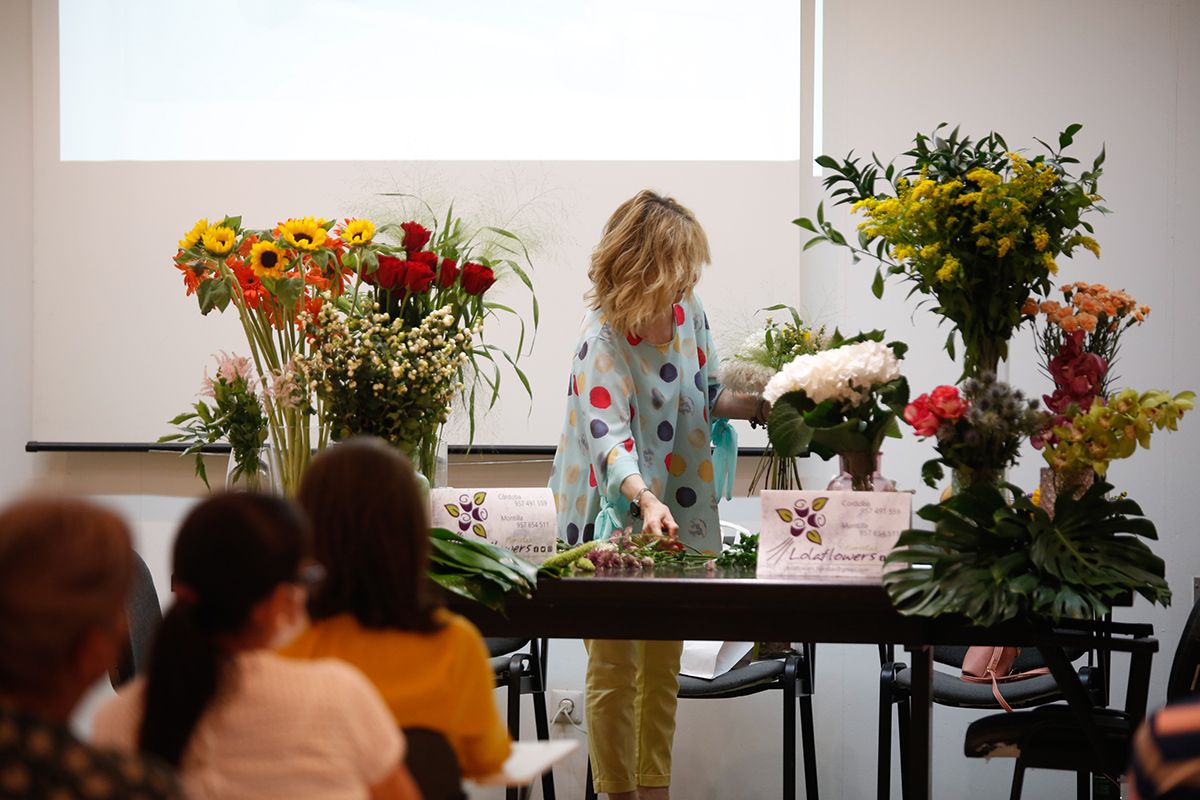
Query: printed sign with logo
757 490 912 580
429 487 559 564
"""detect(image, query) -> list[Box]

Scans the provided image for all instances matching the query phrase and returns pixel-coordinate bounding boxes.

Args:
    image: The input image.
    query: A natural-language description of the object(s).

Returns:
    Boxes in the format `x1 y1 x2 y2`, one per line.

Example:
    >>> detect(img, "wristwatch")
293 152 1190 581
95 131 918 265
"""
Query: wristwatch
629 487 652 518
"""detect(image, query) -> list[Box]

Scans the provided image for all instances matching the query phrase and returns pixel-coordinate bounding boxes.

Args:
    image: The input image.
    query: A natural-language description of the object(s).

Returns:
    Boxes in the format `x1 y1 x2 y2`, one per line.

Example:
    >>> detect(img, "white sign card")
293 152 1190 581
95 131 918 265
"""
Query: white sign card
429 487 558 565
757 490 912 581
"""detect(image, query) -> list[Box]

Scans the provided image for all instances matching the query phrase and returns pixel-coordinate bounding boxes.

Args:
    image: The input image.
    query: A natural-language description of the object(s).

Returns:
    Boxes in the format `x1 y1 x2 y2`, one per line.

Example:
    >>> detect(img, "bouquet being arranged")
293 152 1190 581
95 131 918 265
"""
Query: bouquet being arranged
721 306 828 490
764 330 909 490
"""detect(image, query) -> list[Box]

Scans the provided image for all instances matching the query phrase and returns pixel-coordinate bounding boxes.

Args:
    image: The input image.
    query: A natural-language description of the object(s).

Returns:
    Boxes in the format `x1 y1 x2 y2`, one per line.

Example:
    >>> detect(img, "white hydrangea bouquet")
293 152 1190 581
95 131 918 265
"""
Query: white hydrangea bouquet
763 330 910 489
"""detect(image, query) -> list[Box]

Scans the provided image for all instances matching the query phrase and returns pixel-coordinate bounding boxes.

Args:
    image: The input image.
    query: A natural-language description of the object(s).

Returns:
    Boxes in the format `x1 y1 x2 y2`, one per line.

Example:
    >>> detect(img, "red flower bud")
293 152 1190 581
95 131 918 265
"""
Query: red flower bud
401 221 432 253
402 260 436 293
438 257 458 288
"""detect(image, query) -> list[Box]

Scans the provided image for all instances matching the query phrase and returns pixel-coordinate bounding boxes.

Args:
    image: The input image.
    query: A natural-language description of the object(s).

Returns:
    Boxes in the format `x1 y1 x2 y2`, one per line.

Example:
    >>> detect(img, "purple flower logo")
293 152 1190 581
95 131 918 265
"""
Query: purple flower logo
774 497 829 545
444 491 489 538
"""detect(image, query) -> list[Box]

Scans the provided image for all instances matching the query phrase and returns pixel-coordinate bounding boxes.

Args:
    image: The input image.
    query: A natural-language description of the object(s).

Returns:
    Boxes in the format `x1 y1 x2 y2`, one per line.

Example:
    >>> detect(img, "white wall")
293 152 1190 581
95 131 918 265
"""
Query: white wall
14 0 1200 798
0 0 34 500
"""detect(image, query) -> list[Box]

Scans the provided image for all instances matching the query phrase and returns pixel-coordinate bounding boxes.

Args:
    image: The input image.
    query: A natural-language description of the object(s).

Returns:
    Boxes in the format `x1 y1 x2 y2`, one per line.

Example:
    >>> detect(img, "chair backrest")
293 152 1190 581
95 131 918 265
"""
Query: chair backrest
110 550 163 689
933 644 1087 673
1166 594 1200 702
402 727 466 800
485 637 531 658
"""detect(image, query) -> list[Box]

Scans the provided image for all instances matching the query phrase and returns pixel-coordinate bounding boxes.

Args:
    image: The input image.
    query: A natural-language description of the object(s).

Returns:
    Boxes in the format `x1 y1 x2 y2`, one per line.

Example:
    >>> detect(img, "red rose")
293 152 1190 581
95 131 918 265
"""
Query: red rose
928 385 968 420
374 254 408 291
401 222 432 253
461 261 496 295
438 257 458 288
403 260 436 293
903 395 940 437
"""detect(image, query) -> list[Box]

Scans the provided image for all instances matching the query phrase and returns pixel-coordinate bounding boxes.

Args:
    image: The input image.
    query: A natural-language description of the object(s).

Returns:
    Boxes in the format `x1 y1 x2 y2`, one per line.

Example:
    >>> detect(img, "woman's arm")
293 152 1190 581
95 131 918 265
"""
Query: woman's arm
713 390 769 423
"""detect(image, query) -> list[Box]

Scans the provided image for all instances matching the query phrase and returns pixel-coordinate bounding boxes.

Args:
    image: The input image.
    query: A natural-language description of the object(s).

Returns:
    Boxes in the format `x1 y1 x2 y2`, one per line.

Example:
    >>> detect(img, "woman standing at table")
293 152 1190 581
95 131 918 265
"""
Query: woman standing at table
549 189 766 799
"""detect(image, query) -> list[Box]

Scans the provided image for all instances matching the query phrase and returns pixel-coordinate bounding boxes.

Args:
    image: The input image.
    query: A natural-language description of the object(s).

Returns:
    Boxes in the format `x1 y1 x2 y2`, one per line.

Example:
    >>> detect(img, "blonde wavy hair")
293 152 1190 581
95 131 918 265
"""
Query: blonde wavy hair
587 190 711 336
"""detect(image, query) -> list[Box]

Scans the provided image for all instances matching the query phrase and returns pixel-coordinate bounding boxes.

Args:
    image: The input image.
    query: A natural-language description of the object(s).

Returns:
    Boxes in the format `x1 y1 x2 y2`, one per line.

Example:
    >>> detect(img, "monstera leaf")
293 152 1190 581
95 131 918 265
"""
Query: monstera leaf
884 480 1170 626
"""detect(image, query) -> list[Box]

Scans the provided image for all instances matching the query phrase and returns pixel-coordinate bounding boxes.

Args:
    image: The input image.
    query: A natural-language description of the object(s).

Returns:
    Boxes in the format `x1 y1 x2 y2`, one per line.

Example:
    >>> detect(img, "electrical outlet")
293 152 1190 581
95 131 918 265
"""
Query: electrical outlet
549 689 584 725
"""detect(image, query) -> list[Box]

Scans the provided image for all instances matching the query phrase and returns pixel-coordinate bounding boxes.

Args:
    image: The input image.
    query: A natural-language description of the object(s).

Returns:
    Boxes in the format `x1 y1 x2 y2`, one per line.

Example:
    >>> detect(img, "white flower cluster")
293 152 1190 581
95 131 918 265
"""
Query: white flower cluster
762 340 901 407
295 301 475 444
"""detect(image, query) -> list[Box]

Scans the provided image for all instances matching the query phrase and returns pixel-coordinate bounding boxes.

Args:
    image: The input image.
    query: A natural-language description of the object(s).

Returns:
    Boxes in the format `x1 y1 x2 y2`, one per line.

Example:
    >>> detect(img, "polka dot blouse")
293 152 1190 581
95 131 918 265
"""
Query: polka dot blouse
549 293 725 553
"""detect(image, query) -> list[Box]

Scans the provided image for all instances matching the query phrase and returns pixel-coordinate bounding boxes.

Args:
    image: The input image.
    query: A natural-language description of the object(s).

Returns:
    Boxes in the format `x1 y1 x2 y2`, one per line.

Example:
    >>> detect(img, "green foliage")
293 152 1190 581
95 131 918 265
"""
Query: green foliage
158 364 267 488
427 527 540 612
883 480 1170 626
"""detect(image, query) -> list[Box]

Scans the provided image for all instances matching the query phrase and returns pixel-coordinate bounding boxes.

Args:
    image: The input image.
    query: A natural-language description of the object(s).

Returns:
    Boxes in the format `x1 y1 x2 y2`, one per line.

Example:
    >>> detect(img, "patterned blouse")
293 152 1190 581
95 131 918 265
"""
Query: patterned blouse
549 292 734 554
0 702 180 800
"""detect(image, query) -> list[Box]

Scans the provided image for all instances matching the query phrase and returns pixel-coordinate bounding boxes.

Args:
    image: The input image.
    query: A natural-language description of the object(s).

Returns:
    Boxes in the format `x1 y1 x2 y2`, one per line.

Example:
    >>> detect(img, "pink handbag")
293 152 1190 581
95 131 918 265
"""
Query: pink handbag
960 646 1049 712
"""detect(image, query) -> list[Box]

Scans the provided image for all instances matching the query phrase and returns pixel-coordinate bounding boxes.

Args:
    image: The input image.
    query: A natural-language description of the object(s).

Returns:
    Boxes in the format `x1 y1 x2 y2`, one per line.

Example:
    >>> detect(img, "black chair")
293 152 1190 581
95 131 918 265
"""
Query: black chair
585 647 819 800
878 643 1097 799
403 727 467 800
964 600 1200 800
488 637 555 800
110 550 162 689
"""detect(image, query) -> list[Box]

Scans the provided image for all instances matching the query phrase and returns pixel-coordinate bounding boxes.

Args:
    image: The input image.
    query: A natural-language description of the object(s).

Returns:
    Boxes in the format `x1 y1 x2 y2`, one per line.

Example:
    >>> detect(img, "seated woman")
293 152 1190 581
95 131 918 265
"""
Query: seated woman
279 437 512 778
0 496 181 800
92 493 420 800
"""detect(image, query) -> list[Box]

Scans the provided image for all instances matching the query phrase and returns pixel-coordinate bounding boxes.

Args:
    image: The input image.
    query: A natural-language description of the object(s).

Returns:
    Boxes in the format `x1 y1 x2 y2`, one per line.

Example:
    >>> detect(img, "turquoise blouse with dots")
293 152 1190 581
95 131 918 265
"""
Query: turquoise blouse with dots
548 292 736 554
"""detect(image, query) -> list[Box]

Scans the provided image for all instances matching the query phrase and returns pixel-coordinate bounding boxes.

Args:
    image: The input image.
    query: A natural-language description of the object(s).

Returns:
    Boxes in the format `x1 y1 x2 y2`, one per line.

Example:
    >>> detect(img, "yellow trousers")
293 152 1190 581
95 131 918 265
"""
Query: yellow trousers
584 639 684 795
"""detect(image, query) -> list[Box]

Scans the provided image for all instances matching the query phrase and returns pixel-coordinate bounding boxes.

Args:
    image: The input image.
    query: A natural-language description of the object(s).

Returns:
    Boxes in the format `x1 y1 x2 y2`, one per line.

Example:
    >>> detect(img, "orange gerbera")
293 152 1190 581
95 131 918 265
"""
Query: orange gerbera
175 262 206 296
232 262 266 309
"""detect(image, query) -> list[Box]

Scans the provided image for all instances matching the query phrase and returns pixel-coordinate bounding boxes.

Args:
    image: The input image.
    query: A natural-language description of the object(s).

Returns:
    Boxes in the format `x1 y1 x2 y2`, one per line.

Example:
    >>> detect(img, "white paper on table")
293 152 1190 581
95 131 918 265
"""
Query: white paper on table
757 490 912 581
429 487 558 564
678 640 755 680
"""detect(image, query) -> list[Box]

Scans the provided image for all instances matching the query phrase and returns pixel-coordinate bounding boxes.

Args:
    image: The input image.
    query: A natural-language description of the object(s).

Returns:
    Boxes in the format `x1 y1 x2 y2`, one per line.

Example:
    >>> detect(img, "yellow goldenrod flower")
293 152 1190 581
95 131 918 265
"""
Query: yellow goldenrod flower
280 217 328 251
1080 236 1101 258
891 244 916 262
179 218 209 249
936 255 961 283
920 244 941 259
1042 252 1059 274
250 240 288 278
1031 488 1041 507
342 218 375 246
201 225 236 256
966 167 1001 188
1032 227 1050 252
997 236 1014 257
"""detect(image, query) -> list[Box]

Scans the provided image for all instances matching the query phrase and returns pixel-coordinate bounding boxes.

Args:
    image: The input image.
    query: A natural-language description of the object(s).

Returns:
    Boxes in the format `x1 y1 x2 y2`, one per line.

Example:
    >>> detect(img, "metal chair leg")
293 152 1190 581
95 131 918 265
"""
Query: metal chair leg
784 655 797 800
897 698 911 800
532 687 555 800
1009 759 1026 800
799 694 818 800
878 661 893 800
505 654 525 800
1076 771 1090 800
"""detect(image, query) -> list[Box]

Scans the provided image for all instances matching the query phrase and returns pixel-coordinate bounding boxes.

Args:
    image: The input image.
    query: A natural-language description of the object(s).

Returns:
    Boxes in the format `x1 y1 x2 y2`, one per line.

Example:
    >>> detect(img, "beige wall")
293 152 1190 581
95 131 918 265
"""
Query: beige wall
0 0 34 500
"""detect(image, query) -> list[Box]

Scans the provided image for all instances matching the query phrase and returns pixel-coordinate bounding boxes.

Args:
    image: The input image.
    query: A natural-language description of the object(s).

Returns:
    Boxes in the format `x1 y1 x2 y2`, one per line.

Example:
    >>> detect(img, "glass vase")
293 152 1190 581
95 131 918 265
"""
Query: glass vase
407 429 448 489
826 452 896 492
225 444 279 493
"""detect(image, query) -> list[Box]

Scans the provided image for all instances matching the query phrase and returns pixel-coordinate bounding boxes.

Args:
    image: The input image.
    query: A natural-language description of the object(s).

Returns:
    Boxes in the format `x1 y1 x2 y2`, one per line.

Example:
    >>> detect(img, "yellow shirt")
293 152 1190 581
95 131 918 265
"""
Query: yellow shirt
279 610 511 778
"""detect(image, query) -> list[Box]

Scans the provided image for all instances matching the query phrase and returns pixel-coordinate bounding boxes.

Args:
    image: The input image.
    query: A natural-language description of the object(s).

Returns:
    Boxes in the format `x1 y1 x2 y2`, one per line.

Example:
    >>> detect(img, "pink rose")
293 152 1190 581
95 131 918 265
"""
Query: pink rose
928 385 968 420
904 395 940 437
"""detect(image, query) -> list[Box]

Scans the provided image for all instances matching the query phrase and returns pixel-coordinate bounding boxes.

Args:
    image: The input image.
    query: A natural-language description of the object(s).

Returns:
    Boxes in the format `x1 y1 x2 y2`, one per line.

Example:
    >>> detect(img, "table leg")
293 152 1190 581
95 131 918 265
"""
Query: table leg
905 645 933 800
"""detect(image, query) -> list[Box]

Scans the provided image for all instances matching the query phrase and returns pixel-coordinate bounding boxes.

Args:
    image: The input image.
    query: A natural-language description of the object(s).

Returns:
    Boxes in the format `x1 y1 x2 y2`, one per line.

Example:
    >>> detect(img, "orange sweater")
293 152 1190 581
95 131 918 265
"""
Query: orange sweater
279 610 511 777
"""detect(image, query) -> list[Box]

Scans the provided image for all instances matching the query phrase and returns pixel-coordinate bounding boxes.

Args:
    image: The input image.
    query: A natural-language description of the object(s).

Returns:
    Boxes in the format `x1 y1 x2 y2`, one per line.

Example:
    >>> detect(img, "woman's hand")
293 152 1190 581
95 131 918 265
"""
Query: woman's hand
640 496 680 539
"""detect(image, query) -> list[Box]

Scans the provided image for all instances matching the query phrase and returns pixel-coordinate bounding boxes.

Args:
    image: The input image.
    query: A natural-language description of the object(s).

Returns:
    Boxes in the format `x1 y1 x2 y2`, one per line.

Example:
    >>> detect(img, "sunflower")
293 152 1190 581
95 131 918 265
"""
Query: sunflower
280 217 328 251
341 218 375 246
201 226 236 256
179 218 209 249
249 240 288 279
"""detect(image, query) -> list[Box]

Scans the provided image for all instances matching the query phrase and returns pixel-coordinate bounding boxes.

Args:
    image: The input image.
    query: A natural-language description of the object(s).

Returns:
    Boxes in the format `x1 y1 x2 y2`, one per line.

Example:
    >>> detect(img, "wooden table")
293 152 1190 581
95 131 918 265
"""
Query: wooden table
444 571 1158 799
